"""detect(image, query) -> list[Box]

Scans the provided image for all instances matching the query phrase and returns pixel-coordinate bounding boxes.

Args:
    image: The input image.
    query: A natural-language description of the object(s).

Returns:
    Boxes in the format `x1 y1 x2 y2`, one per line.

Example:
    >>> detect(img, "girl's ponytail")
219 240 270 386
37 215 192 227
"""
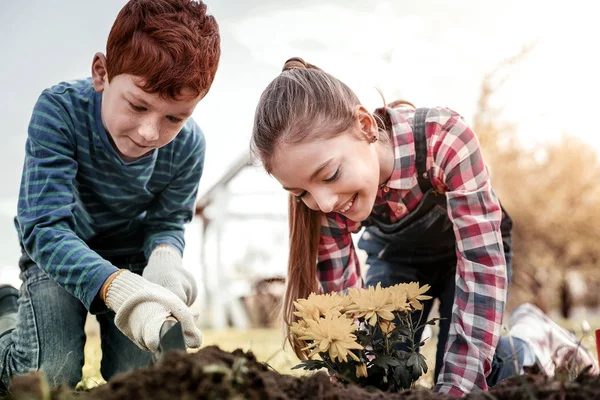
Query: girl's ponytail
283 193 321 359
250 57 363 357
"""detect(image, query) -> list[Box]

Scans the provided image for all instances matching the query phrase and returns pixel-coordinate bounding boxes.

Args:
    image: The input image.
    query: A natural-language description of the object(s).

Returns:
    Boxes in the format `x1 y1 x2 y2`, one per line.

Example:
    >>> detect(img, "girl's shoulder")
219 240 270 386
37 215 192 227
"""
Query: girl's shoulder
391 106 464 126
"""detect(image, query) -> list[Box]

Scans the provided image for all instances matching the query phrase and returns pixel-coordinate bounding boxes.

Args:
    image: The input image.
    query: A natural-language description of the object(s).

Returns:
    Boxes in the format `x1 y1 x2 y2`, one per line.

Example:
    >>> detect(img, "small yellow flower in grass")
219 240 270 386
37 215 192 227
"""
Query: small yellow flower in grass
404 282 432 310
299 314 363 363
294 292 347 321
379 320 396 337
356 363 368 378
346 283 395 326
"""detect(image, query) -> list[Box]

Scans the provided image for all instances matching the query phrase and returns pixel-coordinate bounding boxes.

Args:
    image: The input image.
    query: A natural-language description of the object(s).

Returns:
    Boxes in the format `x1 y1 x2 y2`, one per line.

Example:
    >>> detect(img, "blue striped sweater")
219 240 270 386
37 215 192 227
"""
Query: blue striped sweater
16 78 205 312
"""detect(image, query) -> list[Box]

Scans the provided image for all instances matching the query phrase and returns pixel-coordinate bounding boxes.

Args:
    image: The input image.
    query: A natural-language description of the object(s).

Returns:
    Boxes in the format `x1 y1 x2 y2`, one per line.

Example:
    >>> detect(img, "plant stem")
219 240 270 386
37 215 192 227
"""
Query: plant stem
408 312 417 352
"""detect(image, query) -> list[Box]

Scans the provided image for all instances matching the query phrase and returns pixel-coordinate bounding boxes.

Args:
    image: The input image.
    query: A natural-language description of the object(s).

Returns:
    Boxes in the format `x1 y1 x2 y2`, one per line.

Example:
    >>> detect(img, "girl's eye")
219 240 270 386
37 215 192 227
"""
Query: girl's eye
324 168 340 183
295 190 307 199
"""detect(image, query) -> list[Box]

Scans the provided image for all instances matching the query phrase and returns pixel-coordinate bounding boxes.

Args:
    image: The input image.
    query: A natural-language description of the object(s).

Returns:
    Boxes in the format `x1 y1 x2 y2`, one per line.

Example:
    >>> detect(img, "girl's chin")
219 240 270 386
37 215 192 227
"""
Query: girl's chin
344 207 370 223
349 195 377 222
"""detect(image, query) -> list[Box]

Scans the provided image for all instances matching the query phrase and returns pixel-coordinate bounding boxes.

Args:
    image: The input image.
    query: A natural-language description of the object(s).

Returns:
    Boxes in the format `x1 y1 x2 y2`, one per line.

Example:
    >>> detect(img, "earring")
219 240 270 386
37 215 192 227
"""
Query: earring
295 197 301 203
371 135 378 143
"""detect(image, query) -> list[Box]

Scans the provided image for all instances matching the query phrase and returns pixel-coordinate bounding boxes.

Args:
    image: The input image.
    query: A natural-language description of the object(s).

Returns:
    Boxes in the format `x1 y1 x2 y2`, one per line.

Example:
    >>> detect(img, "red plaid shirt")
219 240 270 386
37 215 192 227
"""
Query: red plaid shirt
317 106 507 397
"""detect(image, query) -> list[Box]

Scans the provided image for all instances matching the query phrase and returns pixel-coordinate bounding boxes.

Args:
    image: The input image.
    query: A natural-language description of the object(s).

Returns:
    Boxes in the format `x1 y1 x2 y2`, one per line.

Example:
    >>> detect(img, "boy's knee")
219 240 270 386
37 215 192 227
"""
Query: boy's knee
0 343 83 391
39 351 84 388
100 348 152 381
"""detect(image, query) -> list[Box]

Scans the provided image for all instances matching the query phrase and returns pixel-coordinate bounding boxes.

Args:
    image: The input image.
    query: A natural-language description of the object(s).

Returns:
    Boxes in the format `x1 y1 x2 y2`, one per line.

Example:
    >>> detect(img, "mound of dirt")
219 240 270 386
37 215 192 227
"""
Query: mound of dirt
6 346 600 400
469 372 600 400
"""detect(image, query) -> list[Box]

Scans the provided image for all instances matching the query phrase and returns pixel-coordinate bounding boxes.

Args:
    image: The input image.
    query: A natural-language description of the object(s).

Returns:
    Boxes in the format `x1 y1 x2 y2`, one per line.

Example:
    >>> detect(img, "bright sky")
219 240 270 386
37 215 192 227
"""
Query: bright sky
0 0 598 287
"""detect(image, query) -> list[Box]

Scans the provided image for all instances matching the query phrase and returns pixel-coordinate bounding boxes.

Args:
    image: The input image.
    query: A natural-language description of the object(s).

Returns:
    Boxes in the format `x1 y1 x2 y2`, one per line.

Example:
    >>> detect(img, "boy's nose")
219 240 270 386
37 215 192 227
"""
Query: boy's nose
138 119 160 142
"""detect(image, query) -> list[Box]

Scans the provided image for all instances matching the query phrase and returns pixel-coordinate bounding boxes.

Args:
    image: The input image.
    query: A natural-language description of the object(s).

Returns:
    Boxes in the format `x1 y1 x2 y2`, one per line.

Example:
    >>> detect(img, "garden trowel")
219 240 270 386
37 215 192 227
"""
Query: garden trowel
152 317 186 363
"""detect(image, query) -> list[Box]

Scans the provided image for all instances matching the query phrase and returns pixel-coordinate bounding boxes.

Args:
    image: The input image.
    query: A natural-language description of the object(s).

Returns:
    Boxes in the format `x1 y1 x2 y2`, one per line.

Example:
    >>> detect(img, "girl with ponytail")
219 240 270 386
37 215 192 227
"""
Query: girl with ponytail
249 57 574 396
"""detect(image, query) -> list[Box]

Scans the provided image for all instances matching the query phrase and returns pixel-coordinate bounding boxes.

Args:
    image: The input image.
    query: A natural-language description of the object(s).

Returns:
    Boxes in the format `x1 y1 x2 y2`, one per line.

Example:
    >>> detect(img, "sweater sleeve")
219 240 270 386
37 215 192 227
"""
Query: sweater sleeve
142 121 205 258
17 91 117 311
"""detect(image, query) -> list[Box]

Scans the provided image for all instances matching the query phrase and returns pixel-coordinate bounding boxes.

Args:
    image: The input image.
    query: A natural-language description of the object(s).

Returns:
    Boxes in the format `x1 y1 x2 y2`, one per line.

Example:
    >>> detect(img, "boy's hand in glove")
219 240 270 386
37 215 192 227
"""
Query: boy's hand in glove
142 246 198 306
103 269 203 352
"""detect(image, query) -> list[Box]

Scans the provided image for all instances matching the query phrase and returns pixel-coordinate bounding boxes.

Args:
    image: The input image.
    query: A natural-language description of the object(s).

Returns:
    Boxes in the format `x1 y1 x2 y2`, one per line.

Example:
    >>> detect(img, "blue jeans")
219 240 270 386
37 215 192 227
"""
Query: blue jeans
0 260 152 390
360 232 533 388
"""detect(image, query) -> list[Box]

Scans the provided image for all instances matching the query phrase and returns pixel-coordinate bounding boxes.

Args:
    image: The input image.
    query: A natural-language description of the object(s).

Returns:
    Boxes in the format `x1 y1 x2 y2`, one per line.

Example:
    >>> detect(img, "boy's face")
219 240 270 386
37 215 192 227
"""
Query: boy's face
92 54 204 162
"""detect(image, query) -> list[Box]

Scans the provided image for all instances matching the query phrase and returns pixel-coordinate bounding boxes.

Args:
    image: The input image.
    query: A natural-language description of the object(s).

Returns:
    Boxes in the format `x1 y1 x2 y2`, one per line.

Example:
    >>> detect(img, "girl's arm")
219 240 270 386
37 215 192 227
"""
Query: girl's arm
428 108 507 396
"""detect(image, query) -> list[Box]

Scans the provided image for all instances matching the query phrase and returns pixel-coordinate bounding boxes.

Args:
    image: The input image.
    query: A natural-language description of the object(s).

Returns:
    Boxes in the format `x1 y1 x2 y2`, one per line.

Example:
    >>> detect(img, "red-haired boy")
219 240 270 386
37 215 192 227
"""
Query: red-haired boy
0 0 220 391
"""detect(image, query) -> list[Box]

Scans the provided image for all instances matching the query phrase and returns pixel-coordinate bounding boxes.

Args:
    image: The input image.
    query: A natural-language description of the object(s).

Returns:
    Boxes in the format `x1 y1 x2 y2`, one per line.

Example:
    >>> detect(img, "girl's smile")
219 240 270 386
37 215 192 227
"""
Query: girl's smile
336 193 358 214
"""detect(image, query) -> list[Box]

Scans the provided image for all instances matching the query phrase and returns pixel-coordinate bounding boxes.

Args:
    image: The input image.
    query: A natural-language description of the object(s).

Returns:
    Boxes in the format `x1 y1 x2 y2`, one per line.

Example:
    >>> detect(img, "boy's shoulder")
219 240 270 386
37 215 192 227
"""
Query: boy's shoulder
42 78 95 102
35 78 97 123
171 116 206 153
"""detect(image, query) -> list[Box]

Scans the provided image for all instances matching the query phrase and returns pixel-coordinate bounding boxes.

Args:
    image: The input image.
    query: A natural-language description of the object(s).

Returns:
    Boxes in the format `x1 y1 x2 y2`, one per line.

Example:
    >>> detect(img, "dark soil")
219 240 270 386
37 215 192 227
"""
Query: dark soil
6 346 600 400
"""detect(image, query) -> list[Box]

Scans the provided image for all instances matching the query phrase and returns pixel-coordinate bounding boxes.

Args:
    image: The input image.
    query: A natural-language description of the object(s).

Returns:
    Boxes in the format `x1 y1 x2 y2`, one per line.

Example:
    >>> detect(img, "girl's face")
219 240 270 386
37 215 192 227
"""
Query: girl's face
270 110 390 222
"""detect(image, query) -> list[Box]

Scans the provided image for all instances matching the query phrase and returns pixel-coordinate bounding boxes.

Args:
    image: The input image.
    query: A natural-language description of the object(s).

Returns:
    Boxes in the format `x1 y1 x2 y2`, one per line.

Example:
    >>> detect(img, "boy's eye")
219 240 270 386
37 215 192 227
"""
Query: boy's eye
129 102 147 112
167 116 183 123
324 167 340 183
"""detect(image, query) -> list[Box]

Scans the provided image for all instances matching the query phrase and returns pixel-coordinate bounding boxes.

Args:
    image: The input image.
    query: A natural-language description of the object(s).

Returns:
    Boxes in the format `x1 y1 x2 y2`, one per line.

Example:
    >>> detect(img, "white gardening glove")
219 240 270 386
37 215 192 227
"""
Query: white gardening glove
142 246 198 306
105 270 203 352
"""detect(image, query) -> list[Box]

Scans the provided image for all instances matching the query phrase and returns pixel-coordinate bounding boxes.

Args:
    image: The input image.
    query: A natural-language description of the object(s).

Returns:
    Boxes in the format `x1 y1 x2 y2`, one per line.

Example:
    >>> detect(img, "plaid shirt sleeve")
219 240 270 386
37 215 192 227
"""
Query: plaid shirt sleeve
429 109 507 396
316 212 363 293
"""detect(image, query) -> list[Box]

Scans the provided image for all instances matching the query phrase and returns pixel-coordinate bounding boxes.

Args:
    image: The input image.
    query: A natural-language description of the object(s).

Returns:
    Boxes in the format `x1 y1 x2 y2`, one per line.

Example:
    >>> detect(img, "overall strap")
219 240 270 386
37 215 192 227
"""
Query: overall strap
412 107 432 193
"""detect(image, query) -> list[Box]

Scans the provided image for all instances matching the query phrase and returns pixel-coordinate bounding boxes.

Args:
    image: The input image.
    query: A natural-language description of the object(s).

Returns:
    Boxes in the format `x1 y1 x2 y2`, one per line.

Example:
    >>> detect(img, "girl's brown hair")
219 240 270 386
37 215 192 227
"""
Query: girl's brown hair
250 57 413 357
251 57 364 357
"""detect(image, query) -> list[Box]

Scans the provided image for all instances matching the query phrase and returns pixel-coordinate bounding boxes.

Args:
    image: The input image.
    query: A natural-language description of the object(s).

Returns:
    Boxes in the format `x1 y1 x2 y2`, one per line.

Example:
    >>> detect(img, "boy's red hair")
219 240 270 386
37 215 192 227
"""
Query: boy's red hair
106 0 220 99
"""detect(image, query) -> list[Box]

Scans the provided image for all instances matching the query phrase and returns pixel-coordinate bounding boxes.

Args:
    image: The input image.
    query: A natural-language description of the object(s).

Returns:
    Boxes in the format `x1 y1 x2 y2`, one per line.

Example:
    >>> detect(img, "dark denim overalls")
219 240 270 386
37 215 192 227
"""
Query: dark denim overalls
357 108 527 388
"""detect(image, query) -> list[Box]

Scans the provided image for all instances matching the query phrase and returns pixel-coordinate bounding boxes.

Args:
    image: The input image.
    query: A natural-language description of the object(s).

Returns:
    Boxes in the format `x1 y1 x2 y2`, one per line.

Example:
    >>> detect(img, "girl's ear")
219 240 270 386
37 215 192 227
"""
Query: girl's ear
354 105 378 142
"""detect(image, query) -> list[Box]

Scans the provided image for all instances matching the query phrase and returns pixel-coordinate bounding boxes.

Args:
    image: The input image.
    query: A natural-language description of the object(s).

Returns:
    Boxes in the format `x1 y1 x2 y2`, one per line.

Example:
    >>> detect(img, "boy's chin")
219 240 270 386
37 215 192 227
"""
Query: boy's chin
117 148 148 162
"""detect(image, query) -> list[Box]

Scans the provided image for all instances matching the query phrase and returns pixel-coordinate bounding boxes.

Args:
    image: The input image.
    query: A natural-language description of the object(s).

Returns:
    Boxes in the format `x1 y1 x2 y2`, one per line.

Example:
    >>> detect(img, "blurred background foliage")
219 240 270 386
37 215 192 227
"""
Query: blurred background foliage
473 47 600 314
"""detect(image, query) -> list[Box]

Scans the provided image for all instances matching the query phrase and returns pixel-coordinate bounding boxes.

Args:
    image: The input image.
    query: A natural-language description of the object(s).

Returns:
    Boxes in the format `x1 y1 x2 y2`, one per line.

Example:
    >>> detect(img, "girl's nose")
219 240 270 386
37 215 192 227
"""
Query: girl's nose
312 190 337 214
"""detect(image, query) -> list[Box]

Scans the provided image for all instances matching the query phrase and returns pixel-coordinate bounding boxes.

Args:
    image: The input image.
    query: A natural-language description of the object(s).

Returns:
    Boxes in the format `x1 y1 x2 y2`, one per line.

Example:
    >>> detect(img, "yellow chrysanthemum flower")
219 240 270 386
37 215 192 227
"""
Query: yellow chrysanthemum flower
403 282 432 310
293 292 346 321
337 292 354 312
384 284 411 313
299 314 363 363
290 320 309 337
379 320 396 337
356 363 368 378
345 283 395 326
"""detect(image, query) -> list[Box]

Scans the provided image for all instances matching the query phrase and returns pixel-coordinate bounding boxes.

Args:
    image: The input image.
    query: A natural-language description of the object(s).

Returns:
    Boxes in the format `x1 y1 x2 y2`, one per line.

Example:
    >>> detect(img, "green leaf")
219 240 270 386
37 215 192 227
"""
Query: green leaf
407 353 418 367
291 360 327 371
393 365 413 389
393 326 412 337
371 356 401 369
408 353 428 380
417 353 428 374
393 349 412 361
356 331 371 344
426 317 442 325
